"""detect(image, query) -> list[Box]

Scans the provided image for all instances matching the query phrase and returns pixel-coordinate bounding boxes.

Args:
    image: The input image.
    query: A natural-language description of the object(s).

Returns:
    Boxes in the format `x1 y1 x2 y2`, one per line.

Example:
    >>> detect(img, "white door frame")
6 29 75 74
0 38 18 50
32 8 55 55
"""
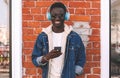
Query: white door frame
11 0 109 78
12 0 22 78
101 0 110 78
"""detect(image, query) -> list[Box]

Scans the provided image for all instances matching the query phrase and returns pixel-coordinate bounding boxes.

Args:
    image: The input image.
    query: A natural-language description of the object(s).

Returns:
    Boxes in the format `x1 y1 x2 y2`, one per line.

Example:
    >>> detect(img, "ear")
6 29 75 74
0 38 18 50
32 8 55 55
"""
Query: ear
46 12 51 20
65 12 70 20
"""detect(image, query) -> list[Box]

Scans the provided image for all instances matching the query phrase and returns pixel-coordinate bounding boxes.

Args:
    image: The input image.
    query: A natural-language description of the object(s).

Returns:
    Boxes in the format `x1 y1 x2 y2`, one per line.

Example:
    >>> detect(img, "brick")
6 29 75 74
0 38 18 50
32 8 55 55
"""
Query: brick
22 56 25 62
23 28 33 35
41 7 48 14
64 21 73 26
70 15 90 21
23 76 33 78
23 15 33 20
41 21 51 28
34 15 45 21
86 9 100 15
92 2 100 8
86 55 92 61
61 1 69 6
23 35 37 41
93 55 100 61
31 7 41 14
86 49 100 55
85 61 100 67
91 16 100 22
25 55 32 62
23 62 35 68
75 9 85 15
23 21 28 27
22 7 30 14
37 69 42 74
69 8 75 14
69 2 90 8
23 41 35 48
23 1 35 7
76 74 85 78
34 28 42 34
23 49 33 55
86 0 100 1
93 42 100 48
89 36 100 41
32 76 38 78
87 75 100 78
26 68 36 75
84 67 91 73
93 68 100 74
90 22 100 28
92 29 100 35
27 21 41 28
22 0 36 1
36 2 53 7
37 76 42 78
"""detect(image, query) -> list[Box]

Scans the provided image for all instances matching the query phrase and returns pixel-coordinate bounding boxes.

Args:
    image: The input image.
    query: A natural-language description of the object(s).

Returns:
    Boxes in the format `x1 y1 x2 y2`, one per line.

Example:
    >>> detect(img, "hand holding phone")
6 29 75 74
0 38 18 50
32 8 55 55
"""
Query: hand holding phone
44 47 62 60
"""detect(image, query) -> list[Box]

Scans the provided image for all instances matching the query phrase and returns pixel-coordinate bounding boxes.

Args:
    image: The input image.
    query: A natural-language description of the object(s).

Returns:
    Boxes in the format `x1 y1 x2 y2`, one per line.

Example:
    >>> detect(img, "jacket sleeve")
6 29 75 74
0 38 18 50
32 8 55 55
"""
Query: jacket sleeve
31 34 47 67
75 34 86 75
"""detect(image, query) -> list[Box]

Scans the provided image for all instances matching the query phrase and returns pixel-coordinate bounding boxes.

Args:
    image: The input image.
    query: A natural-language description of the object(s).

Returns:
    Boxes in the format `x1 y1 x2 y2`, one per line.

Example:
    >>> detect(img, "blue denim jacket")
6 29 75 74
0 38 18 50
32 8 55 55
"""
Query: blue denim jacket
32 31 86 78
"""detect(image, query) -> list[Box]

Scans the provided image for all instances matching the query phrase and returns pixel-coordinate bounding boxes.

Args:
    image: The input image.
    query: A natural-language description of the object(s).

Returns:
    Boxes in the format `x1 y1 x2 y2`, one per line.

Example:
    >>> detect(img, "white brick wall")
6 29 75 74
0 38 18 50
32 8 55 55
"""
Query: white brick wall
73 22 92 47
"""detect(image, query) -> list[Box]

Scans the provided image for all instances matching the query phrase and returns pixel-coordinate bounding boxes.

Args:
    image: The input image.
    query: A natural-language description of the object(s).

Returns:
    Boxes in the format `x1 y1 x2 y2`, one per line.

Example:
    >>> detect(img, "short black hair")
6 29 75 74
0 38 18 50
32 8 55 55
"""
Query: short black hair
50 2 67 13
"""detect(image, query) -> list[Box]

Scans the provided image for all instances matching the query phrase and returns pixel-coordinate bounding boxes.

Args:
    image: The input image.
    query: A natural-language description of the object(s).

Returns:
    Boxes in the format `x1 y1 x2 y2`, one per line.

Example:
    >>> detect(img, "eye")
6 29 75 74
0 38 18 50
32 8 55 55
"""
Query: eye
51 15 56 18
60 14 64 17
51 14 65 19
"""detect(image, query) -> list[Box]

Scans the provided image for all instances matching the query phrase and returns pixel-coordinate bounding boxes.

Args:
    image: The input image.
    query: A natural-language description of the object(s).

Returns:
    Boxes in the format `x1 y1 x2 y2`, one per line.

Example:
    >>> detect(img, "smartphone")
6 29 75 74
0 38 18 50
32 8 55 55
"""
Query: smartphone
54 47 61 52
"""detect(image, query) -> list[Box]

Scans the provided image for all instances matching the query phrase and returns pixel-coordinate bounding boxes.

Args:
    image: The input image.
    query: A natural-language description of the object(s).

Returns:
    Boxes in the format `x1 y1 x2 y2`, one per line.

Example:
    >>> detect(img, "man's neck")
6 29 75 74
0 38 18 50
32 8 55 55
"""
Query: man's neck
52 26 64 33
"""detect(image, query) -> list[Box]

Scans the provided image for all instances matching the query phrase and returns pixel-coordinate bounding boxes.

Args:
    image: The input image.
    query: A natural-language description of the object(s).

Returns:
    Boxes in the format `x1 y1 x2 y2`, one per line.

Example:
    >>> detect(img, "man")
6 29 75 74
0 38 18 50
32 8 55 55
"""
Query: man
32 2 86 78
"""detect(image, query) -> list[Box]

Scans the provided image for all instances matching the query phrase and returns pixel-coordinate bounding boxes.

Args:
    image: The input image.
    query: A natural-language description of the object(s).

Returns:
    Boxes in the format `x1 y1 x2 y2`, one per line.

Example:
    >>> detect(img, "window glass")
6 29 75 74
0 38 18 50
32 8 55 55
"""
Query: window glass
0 0 10 78
111 0 120 77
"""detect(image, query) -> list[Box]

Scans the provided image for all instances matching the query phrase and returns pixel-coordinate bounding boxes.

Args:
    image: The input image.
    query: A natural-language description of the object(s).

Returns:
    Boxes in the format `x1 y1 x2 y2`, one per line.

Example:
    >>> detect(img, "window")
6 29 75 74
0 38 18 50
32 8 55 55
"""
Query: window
0 0 10 78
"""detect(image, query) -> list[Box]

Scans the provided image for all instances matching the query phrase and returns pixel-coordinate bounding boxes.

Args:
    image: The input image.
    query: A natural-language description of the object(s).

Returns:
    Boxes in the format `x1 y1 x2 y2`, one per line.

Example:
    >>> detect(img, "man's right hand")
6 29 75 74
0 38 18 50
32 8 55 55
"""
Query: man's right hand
41 49 62 63
45 49 62 60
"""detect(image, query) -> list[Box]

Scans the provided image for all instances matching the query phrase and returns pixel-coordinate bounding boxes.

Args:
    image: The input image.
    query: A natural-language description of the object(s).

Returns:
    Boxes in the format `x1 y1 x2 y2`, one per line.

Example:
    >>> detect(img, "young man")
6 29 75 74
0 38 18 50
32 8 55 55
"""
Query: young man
32 2 86 78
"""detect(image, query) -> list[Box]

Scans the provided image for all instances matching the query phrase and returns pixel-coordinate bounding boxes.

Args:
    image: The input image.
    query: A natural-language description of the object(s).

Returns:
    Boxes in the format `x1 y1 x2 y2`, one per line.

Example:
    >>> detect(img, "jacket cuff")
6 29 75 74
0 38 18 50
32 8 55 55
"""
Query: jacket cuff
75 65 83 75
36 56 47 66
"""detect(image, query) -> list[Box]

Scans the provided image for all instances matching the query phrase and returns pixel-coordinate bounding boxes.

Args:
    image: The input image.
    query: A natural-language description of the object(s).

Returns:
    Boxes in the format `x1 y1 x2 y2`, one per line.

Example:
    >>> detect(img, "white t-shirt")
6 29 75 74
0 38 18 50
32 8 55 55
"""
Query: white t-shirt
49 32 65 78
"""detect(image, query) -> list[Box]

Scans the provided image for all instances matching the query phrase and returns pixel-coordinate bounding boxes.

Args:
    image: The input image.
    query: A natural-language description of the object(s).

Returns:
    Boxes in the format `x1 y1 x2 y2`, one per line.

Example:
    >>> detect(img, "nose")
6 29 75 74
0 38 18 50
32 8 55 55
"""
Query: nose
55 16 60 20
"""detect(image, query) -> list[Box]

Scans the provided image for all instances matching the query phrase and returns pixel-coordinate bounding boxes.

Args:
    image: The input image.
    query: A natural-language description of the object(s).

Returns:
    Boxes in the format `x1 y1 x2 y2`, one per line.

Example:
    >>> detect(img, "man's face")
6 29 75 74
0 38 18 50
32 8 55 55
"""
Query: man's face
50 7 65 28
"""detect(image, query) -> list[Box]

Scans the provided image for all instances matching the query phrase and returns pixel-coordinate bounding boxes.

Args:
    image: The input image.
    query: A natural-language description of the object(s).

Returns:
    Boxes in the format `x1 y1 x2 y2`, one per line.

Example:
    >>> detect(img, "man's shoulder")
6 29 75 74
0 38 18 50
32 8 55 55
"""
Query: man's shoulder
69 31 80 37
39 32 47 36
37 32 48 39
69 31 82 41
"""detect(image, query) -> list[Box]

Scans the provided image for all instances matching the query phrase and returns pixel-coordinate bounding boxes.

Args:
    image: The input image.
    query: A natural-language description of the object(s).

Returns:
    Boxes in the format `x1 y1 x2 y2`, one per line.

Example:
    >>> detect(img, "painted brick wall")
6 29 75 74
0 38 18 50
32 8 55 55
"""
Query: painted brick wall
22 0 100 78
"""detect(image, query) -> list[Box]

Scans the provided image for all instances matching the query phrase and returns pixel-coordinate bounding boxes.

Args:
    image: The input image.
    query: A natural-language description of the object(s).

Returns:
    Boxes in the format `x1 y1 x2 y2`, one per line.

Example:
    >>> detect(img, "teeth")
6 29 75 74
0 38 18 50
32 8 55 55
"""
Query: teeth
55 21 60 24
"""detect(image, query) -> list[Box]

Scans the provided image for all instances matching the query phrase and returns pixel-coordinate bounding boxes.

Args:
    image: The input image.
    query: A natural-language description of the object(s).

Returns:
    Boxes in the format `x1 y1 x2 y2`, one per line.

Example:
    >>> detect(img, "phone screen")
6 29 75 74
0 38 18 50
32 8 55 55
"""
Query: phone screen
54 47 61 52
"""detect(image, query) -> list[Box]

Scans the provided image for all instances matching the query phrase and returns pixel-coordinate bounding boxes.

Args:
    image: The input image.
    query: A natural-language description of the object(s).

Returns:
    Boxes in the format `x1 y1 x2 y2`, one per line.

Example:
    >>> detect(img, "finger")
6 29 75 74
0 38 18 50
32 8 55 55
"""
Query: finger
55 52 62 56
51 53 61 58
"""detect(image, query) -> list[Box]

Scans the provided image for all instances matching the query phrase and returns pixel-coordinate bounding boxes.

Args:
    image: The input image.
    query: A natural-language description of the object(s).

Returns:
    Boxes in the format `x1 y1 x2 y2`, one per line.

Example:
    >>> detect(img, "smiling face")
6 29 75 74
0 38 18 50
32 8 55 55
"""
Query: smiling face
50 7 65 28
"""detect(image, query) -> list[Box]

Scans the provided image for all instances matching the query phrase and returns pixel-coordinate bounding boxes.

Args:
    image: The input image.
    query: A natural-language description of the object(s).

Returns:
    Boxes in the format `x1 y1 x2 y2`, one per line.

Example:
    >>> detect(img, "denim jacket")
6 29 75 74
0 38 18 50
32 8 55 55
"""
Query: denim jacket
32 30 86 78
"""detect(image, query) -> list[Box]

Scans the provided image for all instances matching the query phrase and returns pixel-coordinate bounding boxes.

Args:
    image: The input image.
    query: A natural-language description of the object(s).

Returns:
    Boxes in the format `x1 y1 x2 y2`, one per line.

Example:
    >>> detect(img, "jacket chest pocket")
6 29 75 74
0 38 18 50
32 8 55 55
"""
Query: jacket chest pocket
42 47 46 52
68 42 77 52
68 42 79 61
68 46 76 61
